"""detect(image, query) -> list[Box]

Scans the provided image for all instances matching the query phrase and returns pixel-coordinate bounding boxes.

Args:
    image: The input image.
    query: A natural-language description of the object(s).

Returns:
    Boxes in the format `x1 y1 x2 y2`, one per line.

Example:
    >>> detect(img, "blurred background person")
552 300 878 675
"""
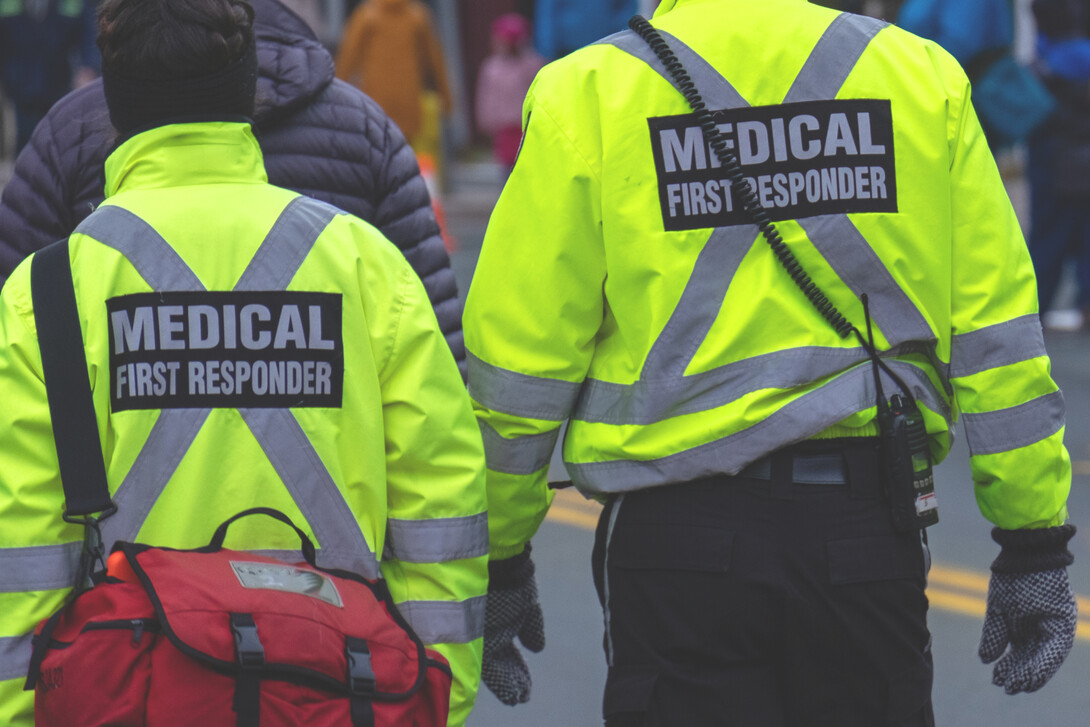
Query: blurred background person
896 0 1014 67
1027 0 1090 328
532 0 636 60
0 0 100 154
475 12 544 179
335 0 453 172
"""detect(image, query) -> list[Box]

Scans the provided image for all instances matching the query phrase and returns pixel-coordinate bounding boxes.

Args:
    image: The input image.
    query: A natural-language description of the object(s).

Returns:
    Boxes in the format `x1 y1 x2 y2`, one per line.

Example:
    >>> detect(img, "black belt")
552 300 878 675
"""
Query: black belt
737 438 880 486
738 452 850 485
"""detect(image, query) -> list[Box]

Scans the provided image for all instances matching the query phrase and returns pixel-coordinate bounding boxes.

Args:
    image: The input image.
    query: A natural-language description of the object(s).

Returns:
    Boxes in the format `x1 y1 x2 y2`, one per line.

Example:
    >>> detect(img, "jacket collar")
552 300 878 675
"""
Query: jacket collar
104 122 268 199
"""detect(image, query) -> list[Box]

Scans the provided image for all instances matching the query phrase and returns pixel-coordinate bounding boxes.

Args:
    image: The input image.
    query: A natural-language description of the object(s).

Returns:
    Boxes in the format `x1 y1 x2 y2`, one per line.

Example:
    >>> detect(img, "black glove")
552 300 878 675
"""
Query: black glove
979 524 1078 694
482 544 545 705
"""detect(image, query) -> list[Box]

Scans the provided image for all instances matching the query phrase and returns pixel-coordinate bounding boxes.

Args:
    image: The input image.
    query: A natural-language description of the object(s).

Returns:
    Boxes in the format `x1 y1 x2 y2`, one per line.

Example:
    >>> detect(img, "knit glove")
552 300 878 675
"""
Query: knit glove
482 544 545 705
979 524 1078 694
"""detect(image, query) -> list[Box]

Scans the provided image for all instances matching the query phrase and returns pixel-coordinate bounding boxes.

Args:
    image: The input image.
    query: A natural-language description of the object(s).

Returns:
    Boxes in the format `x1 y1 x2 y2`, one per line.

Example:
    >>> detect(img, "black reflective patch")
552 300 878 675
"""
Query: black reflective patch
106 291 343 411
649 99 897 230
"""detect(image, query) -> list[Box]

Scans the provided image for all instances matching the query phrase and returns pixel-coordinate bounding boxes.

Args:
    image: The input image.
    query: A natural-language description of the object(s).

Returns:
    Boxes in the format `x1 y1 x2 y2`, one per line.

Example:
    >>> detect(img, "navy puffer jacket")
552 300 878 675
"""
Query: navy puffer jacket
0 0 465 374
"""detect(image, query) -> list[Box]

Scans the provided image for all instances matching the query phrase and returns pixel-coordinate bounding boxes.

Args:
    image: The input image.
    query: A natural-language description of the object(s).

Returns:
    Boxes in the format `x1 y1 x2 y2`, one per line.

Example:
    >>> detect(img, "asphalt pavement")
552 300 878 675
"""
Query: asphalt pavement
445 158 1090 727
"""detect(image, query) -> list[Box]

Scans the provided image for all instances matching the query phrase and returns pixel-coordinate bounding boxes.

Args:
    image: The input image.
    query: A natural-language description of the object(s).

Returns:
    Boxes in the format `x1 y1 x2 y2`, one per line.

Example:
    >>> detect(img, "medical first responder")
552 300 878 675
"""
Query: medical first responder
464 0 1077 724
0 1 488 724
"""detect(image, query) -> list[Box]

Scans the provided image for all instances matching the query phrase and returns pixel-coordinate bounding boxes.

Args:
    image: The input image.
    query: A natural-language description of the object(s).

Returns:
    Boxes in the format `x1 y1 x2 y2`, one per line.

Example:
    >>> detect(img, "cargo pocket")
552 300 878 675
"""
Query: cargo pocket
603 664 658 727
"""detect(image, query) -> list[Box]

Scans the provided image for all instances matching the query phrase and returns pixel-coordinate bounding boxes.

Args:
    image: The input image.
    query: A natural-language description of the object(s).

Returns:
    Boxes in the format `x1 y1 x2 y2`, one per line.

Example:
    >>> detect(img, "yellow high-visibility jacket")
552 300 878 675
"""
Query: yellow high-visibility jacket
0 122 488 726
464 0 1070 559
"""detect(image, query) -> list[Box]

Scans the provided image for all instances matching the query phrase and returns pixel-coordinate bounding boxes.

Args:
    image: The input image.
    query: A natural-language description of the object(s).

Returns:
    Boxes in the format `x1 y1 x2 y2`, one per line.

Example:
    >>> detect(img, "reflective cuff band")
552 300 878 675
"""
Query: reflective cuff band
397 595 487 644
950 315 1046 379
0 633 32 681
383 512 489 563
467 352 581 421
479 420 558 476
962 391 1065 456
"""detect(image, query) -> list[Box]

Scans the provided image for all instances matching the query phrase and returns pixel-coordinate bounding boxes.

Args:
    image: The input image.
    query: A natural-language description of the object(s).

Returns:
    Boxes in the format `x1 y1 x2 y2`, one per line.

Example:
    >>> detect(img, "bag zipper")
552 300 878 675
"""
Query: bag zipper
42 618 161 650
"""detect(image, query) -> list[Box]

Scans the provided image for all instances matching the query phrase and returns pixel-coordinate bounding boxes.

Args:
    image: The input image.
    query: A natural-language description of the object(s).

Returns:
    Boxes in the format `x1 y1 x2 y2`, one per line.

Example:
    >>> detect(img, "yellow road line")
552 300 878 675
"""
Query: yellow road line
547 504 600 530
927 586 1090 642
546 498 1090 639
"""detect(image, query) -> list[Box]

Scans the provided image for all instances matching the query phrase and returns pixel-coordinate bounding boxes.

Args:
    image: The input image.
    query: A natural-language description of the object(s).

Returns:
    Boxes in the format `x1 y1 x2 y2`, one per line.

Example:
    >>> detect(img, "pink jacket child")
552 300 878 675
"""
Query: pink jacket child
475 13 546 171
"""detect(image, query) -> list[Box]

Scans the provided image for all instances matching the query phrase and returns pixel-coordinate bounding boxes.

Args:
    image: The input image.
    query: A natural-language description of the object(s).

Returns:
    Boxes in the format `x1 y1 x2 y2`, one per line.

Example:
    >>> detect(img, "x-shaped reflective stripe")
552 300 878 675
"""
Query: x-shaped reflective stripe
74 197 381 579
603 15 941 390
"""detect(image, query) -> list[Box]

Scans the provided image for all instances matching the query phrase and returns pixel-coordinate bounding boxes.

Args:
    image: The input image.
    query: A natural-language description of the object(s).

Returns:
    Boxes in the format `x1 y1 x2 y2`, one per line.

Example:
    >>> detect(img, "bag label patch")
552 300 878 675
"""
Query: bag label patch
648 99 897 230
230 560 344 607
106 291 343 411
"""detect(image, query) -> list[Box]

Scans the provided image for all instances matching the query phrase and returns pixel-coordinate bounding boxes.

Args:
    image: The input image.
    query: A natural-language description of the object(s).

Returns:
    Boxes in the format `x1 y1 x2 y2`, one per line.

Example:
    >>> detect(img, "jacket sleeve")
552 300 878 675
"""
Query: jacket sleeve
0 261 78 727
946 70 1071 529
370 112 466 379
374 260 488 727
463 80 606 559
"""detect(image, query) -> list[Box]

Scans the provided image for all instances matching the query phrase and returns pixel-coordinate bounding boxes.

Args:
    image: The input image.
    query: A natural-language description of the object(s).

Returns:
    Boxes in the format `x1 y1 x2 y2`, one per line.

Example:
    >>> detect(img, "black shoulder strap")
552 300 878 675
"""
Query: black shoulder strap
31 240 115 519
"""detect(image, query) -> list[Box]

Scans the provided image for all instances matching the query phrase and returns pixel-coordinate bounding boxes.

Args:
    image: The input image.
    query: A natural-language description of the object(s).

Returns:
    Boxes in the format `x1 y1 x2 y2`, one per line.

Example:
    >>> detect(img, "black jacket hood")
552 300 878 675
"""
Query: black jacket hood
252 0 335 127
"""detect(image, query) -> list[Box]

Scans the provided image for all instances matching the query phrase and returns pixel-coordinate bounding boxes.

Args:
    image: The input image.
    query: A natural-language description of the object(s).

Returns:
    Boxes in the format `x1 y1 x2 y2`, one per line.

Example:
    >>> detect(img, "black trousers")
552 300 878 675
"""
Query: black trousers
591 440 935 727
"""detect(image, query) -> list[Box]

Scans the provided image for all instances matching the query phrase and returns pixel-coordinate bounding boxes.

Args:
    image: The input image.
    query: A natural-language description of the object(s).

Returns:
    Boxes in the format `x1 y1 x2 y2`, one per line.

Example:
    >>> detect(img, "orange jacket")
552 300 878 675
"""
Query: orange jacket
335 0 452 140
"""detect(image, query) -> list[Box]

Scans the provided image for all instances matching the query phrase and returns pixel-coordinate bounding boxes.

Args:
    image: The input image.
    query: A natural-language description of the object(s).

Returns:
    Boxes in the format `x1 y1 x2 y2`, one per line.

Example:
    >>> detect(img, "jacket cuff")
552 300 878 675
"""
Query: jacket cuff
488 542 533 588
990 524 1076 573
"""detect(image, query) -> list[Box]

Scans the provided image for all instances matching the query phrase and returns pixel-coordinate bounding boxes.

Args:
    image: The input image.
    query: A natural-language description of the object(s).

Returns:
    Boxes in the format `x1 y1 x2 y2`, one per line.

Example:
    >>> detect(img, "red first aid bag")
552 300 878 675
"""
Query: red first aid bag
25 508 452 726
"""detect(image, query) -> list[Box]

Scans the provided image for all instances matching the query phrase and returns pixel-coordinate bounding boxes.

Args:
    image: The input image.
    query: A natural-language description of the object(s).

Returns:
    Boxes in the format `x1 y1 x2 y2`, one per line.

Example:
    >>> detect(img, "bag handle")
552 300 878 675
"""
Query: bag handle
208 507 318 567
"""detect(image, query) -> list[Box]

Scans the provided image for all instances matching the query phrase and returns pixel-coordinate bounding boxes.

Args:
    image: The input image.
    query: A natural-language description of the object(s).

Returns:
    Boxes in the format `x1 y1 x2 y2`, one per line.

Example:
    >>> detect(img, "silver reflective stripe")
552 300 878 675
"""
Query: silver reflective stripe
383 512 489 563
950 315 1046 379
961 391 1065 456
567 361 941 493
75 206 203 291
235 196 342 291
398 595 487 644
641 226 758 379
240 407 380 580
467 352 582 421
0 633 31 681
574 339 938 425
0 542 80 593
478 420 559 475
603 29 750 110
784 13 888 103
797 215 935 348
101 408 211 547
82 197 381 577
602 494 624 667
